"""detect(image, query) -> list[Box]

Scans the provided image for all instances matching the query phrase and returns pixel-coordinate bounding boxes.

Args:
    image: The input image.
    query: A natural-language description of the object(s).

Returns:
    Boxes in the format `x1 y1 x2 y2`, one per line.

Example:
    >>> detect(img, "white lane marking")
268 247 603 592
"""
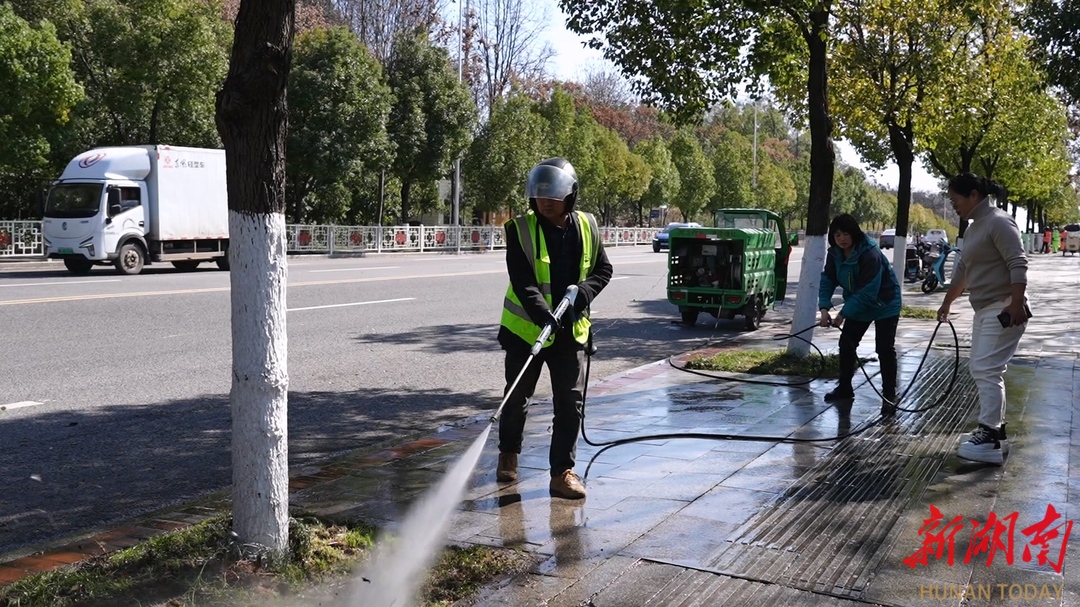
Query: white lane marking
0 279 121 288
458 325 499 334
308 266 399 273
0 270 501 306
1 401 44 412
287 297 415 312
609 253 664 259
611 276 631 281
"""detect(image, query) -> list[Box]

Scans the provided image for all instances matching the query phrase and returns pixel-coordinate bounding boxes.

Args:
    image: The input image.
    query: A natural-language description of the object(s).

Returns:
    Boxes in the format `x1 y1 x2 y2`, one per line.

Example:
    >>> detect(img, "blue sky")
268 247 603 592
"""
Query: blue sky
537 1 943 194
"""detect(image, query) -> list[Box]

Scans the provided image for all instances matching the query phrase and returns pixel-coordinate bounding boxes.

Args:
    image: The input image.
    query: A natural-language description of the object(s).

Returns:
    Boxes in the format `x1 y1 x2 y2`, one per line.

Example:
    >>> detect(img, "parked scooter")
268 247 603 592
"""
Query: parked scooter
921 241 958 293
903 242 924 282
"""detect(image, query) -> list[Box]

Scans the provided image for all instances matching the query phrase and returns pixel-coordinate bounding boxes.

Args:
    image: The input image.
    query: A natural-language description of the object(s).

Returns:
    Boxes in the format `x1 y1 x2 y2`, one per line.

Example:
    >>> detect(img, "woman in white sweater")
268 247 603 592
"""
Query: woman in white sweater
937 172 1029 465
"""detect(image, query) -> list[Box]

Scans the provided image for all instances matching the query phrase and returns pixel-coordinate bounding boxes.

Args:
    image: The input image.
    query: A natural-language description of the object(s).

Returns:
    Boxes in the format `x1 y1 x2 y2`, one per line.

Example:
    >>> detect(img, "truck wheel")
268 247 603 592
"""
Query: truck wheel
680 308 699 326
216 253 230 271
63 258 93 275
172 261 200 272
743 296 765 330
114 242 145 275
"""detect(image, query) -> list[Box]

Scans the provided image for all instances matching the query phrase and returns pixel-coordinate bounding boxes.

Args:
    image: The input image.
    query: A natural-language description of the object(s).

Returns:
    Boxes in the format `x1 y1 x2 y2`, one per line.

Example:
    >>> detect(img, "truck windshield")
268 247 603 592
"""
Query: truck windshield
45 184 103 218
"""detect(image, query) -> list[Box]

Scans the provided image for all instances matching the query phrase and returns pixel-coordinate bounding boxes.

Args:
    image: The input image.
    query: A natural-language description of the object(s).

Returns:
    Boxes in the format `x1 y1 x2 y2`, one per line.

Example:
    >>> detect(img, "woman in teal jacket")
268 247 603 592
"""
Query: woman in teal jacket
818 214 901 403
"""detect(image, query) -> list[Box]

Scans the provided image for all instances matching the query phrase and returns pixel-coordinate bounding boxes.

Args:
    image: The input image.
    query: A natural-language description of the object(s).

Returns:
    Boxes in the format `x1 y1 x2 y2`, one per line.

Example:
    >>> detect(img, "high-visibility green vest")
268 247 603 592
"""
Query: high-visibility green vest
500 210 600 348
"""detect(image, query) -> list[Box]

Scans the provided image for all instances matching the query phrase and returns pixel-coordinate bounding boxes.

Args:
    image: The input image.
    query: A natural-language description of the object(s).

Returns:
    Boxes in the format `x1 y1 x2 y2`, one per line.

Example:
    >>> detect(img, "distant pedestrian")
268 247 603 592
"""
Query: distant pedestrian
937 173 1029 465
1041 228 1051 254
818 214 901 404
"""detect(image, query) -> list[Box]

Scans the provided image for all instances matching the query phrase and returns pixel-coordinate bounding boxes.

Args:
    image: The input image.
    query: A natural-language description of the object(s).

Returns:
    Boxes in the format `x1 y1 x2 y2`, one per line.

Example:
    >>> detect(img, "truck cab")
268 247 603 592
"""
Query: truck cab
43 148 151 274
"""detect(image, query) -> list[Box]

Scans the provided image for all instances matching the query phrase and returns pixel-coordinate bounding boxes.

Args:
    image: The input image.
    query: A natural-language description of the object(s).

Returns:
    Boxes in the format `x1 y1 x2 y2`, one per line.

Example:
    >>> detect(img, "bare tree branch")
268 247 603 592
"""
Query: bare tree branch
332 0 448 64
472 0 553 117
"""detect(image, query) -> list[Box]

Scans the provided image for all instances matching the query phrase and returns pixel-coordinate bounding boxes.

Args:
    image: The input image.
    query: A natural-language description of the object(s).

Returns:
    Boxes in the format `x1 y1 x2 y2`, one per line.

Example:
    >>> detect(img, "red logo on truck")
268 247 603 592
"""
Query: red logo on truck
78 153 105 168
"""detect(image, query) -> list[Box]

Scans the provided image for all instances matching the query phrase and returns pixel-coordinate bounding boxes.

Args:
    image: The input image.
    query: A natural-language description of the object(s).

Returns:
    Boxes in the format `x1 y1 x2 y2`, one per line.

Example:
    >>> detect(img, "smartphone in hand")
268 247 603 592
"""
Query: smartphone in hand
997 305 1033 328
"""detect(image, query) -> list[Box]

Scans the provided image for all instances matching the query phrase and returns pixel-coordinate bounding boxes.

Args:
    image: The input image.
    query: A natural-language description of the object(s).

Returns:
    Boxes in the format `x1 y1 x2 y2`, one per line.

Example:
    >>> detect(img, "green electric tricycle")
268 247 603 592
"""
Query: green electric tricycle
666 208 794 330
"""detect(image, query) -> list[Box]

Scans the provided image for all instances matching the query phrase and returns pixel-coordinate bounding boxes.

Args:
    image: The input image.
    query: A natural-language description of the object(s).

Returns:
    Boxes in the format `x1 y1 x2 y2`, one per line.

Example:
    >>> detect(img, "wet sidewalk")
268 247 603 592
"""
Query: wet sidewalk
2 254 1079 607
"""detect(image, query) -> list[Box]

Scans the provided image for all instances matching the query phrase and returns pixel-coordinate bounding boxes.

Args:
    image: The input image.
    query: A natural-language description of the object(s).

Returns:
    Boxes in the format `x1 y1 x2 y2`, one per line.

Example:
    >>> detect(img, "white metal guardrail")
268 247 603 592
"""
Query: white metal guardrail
0 221 662 258
0 221 44 258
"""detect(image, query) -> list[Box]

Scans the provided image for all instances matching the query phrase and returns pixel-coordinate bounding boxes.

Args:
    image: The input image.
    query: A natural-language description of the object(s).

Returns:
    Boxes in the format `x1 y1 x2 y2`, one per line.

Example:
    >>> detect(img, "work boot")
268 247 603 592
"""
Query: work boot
496 452 518 482
881 388 898 405
549 469 587 500
824 386 855 402
958 424 1008 465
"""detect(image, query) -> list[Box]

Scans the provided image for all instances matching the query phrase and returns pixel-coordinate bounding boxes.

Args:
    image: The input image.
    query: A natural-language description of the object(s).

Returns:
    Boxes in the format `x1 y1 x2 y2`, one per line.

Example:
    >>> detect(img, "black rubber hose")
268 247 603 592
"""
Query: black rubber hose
578 319 960 455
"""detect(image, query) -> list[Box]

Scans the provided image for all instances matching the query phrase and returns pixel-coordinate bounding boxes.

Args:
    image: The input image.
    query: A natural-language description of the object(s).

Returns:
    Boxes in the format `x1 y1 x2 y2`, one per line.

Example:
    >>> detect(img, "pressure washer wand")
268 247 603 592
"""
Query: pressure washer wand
489 285 579 423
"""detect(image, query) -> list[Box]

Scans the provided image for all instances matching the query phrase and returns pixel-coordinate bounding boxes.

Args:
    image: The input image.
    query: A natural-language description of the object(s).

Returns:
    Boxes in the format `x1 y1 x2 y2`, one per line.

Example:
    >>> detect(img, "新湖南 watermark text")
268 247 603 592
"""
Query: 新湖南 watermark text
904 504 1072 572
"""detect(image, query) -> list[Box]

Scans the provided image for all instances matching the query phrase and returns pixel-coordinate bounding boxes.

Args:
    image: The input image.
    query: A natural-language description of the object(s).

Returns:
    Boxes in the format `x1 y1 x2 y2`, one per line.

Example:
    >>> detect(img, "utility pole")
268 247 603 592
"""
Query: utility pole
752 100 759 203
452 0 465 253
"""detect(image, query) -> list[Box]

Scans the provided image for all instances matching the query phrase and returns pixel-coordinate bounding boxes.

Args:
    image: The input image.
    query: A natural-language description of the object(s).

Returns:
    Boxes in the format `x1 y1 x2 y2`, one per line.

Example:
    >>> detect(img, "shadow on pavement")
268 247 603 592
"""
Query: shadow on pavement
0 384 492 561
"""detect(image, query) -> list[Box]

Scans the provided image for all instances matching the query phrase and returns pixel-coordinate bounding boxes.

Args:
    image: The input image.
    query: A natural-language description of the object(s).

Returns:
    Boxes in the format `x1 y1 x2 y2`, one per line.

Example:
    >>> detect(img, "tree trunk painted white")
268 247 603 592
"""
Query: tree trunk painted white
229 211 289 555
788 234 827 357
790 7 835 359
215 0 296 556
890 234 907 286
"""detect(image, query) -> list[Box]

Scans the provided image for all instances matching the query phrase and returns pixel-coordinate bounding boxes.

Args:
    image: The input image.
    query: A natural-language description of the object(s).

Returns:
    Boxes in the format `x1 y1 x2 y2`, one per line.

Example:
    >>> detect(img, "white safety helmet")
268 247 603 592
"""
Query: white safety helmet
527 157 578 211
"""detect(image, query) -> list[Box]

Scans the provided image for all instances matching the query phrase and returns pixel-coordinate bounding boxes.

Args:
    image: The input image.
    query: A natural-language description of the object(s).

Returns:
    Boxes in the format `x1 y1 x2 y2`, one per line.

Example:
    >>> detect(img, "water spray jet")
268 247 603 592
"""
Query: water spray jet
345 286 580 607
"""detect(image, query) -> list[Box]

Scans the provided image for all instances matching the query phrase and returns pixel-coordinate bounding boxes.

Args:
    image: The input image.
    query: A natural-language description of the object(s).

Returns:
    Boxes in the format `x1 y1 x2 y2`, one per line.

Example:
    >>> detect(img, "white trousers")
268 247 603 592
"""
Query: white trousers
969 298 1026 428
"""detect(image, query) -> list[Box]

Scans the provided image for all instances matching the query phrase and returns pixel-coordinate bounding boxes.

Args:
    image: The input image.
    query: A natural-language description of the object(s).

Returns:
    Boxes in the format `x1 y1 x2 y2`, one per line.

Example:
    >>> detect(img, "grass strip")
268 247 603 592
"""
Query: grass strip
0 514 529 607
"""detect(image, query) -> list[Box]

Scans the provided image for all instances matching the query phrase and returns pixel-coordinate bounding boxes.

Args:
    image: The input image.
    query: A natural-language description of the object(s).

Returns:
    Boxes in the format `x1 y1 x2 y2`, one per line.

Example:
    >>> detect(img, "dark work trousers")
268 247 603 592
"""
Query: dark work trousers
498 346 586 477
838 315 899 395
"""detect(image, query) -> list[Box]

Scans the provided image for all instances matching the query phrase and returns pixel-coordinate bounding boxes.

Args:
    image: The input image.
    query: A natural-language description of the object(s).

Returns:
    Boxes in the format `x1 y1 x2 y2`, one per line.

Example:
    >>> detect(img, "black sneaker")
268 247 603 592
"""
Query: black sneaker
958 424 1008 465
824 387 855 402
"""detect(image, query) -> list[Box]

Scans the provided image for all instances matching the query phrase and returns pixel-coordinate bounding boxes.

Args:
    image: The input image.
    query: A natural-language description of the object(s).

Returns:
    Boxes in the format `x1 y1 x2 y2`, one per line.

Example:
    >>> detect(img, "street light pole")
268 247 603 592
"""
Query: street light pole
452 0 464 254
752 99 759 207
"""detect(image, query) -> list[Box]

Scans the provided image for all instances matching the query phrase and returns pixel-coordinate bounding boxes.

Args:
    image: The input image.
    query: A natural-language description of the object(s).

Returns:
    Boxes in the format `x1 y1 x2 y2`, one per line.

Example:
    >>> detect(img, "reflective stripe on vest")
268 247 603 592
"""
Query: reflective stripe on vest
500 211 599 348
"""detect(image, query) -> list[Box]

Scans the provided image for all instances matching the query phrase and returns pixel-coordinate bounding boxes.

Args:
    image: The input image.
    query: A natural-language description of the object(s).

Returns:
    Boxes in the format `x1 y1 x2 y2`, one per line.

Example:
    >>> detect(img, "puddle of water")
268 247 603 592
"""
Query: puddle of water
343 424 491 607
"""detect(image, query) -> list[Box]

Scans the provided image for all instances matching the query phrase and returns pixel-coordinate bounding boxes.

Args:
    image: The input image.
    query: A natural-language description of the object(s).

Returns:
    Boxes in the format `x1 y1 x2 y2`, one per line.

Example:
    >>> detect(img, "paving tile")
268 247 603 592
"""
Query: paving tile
544 555 639 607
581 497 686 536
469 571 575 606
35 551 88 566
718 471 796 494
4 556 59 574
621 514 740 565
532 527 641 579
0 566 28 584
588 560 686 607
679 486 783 527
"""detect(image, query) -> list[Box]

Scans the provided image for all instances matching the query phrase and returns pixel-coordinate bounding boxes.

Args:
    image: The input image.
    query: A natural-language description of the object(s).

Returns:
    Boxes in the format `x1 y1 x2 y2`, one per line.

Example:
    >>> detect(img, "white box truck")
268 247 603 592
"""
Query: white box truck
42 145 230 275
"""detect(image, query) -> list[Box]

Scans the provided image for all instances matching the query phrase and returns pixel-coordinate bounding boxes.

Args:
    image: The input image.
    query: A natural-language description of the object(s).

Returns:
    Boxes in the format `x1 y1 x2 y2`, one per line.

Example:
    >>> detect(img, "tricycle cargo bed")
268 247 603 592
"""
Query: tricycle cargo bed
664 208 792 330
668 231 777 306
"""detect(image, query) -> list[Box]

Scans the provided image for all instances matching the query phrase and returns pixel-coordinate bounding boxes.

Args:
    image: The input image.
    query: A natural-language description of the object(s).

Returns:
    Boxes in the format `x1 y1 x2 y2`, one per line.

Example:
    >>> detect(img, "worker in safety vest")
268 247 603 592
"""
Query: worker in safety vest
496 157 613 500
